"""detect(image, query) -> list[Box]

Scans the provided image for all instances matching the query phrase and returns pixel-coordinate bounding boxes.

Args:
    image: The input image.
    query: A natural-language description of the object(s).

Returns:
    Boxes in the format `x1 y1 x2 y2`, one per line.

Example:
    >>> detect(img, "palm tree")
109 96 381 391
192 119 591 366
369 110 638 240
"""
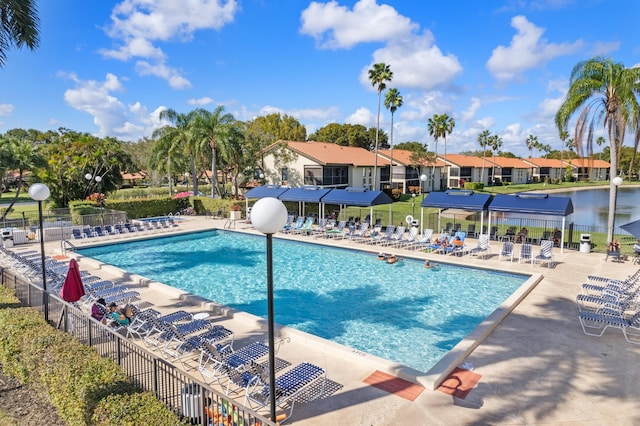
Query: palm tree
525 134 538 158
555 56 640 243
477 130 490 184
156 109 200 194
427 113 455 189
488 133 503 186
0 138 46 219
368 62 393 190
384 88 403 191
558 130 569 182
192 106 235 197
0 0 39 67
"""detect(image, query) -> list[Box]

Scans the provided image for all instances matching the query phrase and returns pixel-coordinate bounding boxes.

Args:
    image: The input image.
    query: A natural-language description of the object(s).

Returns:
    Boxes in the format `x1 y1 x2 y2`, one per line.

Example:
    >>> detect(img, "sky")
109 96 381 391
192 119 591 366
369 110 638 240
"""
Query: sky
1 0 638 157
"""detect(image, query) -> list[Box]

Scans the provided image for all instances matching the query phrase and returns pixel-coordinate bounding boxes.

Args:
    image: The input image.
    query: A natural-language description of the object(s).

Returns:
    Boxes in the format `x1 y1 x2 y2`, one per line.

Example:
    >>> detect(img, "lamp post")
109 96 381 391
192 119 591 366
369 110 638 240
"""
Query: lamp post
411 193 416 217
29 183 50 322
420 174 427 199
610 176 623 243
84 173 102 197
251 197 288 422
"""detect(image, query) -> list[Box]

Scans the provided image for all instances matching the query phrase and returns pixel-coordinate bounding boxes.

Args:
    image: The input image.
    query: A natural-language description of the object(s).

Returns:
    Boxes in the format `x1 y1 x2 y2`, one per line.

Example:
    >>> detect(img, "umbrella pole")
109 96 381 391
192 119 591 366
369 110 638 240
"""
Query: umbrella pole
56 306 66 330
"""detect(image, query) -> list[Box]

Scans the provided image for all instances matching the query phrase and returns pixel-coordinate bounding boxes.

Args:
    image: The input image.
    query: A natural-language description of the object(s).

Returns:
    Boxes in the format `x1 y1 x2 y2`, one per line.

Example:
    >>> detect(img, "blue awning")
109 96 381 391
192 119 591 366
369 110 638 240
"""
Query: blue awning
320 188 393 207
489 193 574 216
278 187 332 203
420 190 492 211
244 185 290 199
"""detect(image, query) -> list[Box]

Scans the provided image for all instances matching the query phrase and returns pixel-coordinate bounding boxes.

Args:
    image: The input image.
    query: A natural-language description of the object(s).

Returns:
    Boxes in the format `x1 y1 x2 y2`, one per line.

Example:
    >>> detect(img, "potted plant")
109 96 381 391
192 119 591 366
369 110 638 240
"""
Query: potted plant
230 204 242 220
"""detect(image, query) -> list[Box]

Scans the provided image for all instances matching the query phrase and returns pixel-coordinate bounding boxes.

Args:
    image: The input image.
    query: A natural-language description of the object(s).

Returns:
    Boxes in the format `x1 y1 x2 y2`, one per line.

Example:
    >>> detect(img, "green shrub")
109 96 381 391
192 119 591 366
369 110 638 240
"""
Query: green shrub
0 287 180 425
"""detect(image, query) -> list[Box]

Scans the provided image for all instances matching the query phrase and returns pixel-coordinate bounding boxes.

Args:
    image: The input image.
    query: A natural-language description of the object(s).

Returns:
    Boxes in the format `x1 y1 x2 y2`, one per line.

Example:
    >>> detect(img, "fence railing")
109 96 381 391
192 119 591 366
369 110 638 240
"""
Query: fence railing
0 267 275 426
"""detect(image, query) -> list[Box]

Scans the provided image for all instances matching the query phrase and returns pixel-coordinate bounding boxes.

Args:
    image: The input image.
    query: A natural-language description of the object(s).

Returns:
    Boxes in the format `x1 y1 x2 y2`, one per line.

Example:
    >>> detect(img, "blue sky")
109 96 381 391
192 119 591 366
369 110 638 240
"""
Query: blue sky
1 0 638 157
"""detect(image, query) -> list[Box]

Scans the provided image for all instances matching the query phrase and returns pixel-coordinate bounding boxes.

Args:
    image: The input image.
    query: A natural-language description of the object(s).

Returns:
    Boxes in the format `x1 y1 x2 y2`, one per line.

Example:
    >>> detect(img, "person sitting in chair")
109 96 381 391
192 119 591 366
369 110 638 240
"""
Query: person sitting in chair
607 239 621 253
516 227 528 243
552 227 562 247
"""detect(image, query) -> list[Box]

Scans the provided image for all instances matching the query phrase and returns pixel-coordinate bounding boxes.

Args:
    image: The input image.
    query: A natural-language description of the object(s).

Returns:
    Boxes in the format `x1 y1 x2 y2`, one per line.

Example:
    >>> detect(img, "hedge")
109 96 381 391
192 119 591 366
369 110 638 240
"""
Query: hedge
0 286 182 426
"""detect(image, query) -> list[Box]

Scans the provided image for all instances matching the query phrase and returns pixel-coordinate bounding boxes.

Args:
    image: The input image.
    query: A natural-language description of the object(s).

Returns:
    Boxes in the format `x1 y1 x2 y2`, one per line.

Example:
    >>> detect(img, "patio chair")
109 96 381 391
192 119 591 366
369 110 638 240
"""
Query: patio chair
466 224 477 238
407 228 433 250
469 234 491 259
323 220 346 239
518 243 533 264
244 362 326 423
532 240 555 268
379 226 405 247
163 324 234 362
499 241 514 262
282 217 304 234
605 248 622 263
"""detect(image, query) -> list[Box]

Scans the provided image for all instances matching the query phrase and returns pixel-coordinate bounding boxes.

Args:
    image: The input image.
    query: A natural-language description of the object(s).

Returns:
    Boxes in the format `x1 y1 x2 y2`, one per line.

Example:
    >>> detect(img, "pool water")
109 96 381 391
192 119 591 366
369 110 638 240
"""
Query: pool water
78 230 527 373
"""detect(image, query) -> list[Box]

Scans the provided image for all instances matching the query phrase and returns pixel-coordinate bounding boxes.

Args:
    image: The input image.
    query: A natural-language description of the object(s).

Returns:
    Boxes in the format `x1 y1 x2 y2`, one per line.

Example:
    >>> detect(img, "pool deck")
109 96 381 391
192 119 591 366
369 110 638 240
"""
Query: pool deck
25 217 640 424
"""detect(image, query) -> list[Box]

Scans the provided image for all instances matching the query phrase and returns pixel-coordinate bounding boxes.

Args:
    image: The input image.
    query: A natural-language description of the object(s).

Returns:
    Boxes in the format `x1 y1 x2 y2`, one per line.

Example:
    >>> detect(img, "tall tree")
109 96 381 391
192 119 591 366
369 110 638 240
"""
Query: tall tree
384 88 403 189
0 0 39 67
555 57 640 243
368 62 392 190
558 130 569 182
477 130 490 184
427 113 455 189
192 106 235 197
488 133 503 186
0 137 46 218
525 134 538 158
157 109 200 194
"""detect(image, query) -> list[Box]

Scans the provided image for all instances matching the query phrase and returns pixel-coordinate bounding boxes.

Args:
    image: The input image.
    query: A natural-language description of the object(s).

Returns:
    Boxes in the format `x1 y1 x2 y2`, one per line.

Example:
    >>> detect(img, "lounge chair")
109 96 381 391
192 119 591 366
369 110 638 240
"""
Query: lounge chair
282 217 304 234
395 227 420 248
518 243 533 264
292 217 314 235
407 228 433 250
353 224 382 243
369 225 395 245
499 241 514 262
245 362 326 423
163 324 234 362
345 222 369 240
144 317 211 349
379 226 405 247
532 240 555 268
198 341 269 388
578 308 640 344
468 235 491 259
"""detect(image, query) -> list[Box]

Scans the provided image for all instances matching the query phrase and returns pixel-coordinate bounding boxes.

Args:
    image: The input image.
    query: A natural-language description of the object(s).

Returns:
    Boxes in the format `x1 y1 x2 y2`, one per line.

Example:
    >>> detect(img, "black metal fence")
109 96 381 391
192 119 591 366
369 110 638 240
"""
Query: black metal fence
0 268 275 426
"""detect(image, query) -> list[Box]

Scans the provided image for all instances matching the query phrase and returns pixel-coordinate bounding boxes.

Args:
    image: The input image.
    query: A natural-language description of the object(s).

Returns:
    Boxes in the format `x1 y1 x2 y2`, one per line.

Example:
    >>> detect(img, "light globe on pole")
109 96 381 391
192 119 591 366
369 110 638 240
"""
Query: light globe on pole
420 174 427 199
95 175 102 183
29 183 50 323
611 176 623 242
251 197 288 422
84 173 92 181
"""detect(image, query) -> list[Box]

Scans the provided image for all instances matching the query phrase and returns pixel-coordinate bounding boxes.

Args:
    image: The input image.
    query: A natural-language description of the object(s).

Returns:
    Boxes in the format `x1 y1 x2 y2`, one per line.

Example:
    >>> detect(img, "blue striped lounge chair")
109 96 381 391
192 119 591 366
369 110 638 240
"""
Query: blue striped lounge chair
533 240 554 268
518 243 533 264
369 225 395 245
283 217 304 234
198 341 269 388
499 241 514 262
578 308 640 344
469 235 491 259
379 226 405 247
164 324 234 362
245 362 326 423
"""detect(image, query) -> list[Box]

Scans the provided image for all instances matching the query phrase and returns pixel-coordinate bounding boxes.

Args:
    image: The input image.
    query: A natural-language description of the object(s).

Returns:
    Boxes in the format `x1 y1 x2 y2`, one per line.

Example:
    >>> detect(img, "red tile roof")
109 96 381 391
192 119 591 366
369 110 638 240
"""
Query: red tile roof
269 140 390 167
378 149 445 167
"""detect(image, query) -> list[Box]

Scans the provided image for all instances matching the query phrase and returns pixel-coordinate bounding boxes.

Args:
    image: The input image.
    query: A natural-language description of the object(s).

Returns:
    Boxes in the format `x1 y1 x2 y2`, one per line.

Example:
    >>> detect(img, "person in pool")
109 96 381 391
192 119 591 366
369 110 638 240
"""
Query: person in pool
387 254 400 264
424 260 439 268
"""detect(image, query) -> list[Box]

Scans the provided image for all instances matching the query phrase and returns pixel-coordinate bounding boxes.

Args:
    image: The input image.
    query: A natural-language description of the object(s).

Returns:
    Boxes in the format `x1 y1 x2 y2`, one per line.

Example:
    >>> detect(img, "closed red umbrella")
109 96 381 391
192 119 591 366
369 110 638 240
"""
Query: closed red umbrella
59 259 86 302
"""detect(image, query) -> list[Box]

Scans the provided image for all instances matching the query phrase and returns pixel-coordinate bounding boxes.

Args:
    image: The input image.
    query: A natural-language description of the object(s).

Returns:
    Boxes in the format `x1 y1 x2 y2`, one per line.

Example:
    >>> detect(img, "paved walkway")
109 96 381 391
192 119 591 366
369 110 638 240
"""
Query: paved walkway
16 217 640 425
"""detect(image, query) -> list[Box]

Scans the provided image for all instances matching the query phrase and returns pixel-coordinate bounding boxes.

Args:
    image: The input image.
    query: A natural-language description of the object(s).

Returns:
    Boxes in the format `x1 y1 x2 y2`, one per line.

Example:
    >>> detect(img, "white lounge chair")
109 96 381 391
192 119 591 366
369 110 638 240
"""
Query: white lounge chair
468 235 491 259
499 241 514 262
533 240 555 268
579 308 640 344
518 243 533 264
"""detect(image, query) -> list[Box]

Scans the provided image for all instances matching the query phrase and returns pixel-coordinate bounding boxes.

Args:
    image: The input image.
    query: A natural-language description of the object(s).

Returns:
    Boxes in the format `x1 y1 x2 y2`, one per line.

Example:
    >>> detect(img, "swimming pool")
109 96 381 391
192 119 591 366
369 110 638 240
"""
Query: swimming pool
78 230 528 373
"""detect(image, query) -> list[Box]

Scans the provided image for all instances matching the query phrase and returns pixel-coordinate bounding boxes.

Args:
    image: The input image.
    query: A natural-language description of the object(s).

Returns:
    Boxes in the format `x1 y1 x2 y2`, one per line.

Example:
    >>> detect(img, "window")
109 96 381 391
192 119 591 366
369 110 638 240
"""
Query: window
281 168 288 184
304 167 322 185
324 166 348 186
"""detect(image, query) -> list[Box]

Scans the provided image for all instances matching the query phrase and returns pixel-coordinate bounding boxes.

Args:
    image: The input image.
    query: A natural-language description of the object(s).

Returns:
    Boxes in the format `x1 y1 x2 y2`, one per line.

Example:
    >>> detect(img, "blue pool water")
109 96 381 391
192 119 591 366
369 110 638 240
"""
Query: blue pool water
78 230 527 373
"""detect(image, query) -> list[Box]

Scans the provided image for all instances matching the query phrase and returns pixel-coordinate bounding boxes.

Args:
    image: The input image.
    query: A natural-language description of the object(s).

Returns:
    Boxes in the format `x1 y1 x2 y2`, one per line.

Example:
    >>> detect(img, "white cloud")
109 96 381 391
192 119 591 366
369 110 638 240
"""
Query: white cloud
62 72 163 141
399 91 452 122
346 107 375 127
188 97 215 106
461 97 482 122
361 32 462 90
300 0 416 49
486 15 583 81
289 106 340 122
0 104 13 115
101 0 239 88
590 40 621 56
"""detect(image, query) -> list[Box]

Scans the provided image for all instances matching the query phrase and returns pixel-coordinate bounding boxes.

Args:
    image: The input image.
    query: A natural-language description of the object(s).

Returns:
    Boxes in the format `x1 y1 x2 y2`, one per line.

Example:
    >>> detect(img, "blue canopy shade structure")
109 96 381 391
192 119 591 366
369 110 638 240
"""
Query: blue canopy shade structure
488 193 574 253
420 190 492 235
320 188 393 207
488 193 574 216
278 186 332 203
244 185 290 199
421 190 492 211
